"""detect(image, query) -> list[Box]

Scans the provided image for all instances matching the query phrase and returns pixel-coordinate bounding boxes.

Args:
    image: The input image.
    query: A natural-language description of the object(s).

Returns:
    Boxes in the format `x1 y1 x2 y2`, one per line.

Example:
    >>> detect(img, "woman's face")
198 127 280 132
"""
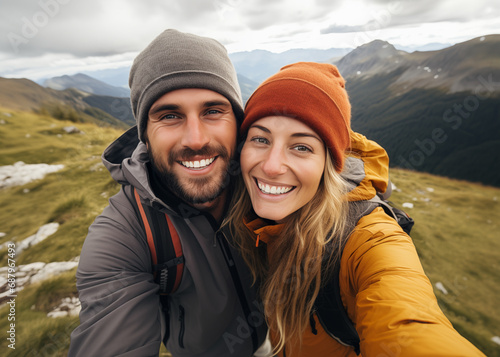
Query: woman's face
240 116 326 223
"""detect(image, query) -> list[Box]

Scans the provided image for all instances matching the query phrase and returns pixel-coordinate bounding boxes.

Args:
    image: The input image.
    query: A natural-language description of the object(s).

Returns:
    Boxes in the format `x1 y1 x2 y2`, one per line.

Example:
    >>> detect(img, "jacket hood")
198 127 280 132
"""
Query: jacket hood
102 125 165 208
341 131 390 202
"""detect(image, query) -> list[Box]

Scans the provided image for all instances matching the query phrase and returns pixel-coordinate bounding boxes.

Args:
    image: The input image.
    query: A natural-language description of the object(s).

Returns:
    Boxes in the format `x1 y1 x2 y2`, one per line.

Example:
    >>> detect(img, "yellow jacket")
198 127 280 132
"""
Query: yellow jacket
253 132 485 356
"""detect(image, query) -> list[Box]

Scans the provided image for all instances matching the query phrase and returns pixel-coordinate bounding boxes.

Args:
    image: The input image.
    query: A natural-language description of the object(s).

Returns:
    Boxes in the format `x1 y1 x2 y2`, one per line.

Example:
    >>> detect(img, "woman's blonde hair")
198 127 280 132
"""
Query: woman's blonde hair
224 149 350 354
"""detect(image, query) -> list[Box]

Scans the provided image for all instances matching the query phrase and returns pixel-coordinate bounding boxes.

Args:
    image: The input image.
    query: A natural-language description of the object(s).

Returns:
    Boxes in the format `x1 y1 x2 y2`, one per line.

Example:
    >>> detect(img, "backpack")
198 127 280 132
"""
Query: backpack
132 187 185 295
313 193 414 355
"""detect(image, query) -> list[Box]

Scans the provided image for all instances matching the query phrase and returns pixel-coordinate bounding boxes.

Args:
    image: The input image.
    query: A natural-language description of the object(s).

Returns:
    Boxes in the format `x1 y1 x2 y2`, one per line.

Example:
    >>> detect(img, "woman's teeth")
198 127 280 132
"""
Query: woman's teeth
257 180 293 195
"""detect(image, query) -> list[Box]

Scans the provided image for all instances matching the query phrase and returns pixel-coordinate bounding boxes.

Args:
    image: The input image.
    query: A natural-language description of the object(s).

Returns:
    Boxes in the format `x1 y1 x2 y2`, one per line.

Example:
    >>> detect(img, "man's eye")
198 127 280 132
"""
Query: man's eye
206 109 222 115
160 113 179 120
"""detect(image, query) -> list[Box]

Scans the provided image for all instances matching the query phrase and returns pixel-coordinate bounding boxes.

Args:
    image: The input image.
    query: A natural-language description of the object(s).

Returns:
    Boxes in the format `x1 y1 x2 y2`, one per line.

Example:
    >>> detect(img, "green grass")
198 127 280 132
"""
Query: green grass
0 108 123 355
0 108 499 356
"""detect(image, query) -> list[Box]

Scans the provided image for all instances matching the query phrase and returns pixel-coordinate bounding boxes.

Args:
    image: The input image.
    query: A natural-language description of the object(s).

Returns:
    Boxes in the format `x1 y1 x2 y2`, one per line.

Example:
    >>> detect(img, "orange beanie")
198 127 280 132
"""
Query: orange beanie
242 62 351 171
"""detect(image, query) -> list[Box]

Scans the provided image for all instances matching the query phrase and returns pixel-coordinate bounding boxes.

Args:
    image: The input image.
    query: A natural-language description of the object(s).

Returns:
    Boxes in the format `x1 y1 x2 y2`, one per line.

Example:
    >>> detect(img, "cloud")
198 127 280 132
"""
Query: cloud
0 0 498 80
320 0 500 34
321 24 368 34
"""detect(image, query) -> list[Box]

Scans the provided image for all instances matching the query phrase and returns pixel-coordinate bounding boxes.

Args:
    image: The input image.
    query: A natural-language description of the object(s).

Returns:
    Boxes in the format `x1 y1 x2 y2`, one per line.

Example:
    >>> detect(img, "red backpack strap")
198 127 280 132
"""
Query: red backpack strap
132 187 184 294
134 188 158 265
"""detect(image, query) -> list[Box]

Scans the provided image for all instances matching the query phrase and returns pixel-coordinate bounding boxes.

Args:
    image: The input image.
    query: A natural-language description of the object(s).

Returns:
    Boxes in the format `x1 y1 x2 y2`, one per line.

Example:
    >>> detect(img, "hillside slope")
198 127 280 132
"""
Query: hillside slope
0 109 498 356
0 77 132 129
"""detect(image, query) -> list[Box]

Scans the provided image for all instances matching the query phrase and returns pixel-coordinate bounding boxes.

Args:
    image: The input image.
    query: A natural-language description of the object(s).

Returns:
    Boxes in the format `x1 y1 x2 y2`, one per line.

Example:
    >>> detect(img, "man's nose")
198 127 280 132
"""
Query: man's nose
181 116 210 150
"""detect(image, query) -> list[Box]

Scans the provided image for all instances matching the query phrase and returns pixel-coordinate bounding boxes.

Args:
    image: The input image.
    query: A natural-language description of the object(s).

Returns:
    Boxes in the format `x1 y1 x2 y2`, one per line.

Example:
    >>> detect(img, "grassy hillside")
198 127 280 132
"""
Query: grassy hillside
0 77 131 130
0 108 498 356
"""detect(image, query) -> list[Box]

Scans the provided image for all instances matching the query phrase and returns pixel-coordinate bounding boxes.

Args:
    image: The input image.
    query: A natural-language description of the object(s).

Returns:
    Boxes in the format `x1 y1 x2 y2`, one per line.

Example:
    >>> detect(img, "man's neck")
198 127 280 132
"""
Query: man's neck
192 190 228 223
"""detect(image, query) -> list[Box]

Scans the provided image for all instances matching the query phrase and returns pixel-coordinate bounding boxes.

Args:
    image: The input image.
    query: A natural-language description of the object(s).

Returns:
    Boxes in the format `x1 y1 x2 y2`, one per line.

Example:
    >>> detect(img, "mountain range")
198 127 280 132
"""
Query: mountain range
43 73 130 98
0 34 498 186
335 35 500 187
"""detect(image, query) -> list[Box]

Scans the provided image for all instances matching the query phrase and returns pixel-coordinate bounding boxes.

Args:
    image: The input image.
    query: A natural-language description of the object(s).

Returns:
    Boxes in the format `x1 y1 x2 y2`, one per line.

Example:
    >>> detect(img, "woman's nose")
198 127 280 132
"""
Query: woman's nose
261 146 287 177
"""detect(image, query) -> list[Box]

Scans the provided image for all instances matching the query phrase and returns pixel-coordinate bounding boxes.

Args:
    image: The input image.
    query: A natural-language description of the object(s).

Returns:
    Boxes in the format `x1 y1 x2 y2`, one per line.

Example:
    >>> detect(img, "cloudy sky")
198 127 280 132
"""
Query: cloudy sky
1 0 499 82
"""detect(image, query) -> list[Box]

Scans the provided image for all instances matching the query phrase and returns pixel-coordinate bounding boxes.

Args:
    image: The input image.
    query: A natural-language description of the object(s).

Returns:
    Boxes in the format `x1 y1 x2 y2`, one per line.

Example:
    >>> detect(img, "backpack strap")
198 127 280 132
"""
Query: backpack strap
132 187 185 294
313 202 375 355
368 195 415 235
314 261 361 354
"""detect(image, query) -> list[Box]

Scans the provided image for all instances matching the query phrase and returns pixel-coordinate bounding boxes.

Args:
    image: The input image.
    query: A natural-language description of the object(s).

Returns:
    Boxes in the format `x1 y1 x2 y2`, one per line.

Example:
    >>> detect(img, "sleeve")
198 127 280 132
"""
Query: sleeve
340 208 486 357
68 196 164 357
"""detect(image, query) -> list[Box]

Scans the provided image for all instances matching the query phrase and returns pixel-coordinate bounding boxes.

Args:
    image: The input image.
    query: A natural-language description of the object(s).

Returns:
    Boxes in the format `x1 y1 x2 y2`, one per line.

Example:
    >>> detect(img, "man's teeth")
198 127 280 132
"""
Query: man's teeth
181 157 215 169
257 181 293 195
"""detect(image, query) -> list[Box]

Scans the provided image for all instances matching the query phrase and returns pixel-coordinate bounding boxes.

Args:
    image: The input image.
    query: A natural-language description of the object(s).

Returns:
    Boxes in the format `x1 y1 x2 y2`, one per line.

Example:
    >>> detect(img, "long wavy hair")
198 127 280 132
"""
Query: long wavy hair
223 149 350 354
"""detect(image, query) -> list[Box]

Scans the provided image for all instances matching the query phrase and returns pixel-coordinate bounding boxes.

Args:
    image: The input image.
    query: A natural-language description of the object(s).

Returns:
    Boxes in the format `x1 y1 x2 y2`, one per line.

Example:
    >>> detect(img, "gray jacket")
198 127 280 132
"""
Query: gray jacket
69 127 267 357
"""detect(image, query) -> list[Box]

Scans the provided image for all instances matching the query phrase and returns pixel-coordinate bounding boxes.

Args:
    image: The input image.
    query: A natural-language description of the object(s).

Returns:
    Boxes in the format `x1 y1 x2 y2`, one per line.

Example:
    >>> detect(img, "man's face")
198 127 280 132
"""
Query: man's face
145 88 238 206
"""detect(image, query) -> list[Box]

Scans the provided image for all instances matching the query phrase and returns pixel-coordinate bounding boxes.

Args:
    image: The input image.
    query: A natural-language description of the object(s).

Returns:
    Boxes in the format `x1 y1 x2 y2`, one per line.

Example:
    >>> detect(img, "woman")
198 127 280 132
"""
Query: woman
225 62 485 356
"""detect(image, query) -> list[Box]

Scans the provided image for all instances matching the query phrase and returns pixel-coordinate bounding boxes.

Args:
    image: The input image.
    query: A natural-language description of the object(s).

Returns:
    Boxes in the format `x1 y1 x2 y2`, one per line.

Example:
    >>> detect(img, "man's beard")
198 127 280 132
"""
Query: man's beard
148 144 232 205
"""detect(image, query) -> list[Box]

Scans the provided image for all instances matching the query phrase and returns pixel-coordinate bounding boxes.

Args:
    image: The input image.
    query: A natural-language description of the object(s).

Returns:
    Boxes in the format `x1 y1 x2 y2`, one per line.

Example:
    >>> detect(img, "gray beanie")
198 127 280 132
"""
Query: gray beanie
129 29 243 142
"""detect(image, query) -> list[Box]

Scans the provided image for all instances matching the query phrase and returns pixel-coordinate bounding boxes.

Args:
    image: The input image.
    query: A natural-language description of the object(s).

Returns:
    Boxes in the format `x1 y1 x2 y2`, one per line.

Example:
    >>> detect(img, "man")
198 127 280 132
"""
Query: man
69 29 269 357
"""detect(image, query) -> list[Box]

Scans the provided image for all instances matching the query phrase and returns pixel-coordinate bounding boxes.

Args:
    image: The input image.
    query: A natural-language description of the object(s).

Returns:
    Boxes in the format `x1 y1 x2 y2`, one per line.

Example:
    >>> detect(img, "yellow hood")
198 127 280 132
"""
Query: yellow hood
342 131 390 202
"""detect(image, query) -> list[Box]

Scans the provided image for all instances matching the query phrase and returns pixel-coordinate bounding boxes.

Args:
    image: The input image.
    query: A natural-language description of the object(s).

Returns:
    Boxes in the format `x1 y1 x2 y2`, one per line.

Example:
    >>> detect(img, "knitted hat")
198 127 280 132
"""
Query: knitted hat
129 29 243 142
242 62 351 171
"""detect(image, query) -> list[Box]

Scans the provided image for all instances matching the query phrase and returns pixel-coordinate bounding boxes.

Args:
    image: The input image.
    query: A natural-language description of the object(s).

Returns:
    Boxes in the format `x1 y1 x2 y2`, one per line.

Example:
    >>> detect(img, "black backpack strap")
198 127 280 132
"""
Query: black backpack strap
314 262 361 355
313 202 374 355
369 195 415 235
132 187 185 294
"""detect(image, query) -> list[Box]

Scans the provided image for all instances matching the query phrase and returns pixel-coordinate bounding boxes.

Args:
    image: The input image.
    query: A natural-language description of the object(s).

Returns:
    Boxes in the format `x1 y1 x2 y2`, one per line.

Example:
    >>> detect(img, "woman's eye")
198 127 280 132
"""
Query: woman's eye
250 137 269 145
293 145 312 153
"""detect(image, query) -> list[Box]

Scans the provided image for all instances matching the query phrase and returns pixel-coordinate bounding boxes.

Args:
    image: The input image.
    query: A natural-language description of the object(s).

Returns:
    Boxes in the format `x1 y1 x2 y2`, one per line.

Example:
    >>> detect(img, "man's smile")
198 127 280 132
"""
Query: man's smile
179 156 217 170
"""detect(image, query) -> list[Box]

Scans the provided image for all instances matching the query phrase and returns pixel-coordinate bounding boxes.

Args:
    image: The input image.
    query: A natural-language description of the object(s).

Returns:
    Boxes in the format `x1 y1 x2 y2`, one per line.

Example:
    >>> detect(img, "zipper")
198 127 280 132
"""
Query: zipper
178 305 185 348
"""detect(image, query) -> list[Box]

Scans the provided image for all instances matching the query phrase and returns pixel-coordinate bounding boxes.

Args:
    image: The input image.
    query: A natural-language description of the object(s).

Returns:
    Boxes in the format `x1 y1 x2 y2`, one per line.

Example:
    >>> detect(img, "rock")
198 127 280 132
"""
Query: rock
435 282 448 295
16 223 60 255
47 296 81 318
402 202 414 209
492 336 500 345
63 126 82 134
0 162 65 189
30 261 79 284
0 259 79 306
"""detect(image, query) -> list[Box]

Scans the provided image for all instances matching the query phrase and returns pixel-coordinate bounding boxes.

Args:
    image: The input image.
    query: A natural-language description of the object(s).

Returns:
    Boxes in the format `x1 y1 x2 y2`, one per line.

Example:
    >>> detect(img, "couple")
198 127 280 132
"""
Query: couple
69 30 484 356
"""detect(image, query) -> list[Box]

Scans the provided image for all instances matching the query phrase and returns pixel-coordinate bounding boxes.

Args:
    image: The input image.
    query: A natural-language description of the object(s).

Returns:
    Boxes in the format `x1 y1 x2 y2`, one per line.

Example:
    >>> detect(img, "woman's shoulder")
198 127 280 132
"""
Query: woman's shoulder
348 206 411 244
340 206 417 272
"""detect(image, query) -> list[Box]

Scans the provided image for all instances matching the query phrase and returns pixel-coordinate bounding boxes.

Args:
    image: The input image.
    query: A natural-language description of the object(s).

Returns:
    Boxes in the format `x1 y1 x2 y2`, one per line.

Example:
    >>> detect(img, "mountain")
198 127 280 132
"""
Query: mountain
335 35 500 187
230 47 351 84
336 35 500 95
0 77 133 128
44 73 130 98
238 74 259 103
335 40 408 78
